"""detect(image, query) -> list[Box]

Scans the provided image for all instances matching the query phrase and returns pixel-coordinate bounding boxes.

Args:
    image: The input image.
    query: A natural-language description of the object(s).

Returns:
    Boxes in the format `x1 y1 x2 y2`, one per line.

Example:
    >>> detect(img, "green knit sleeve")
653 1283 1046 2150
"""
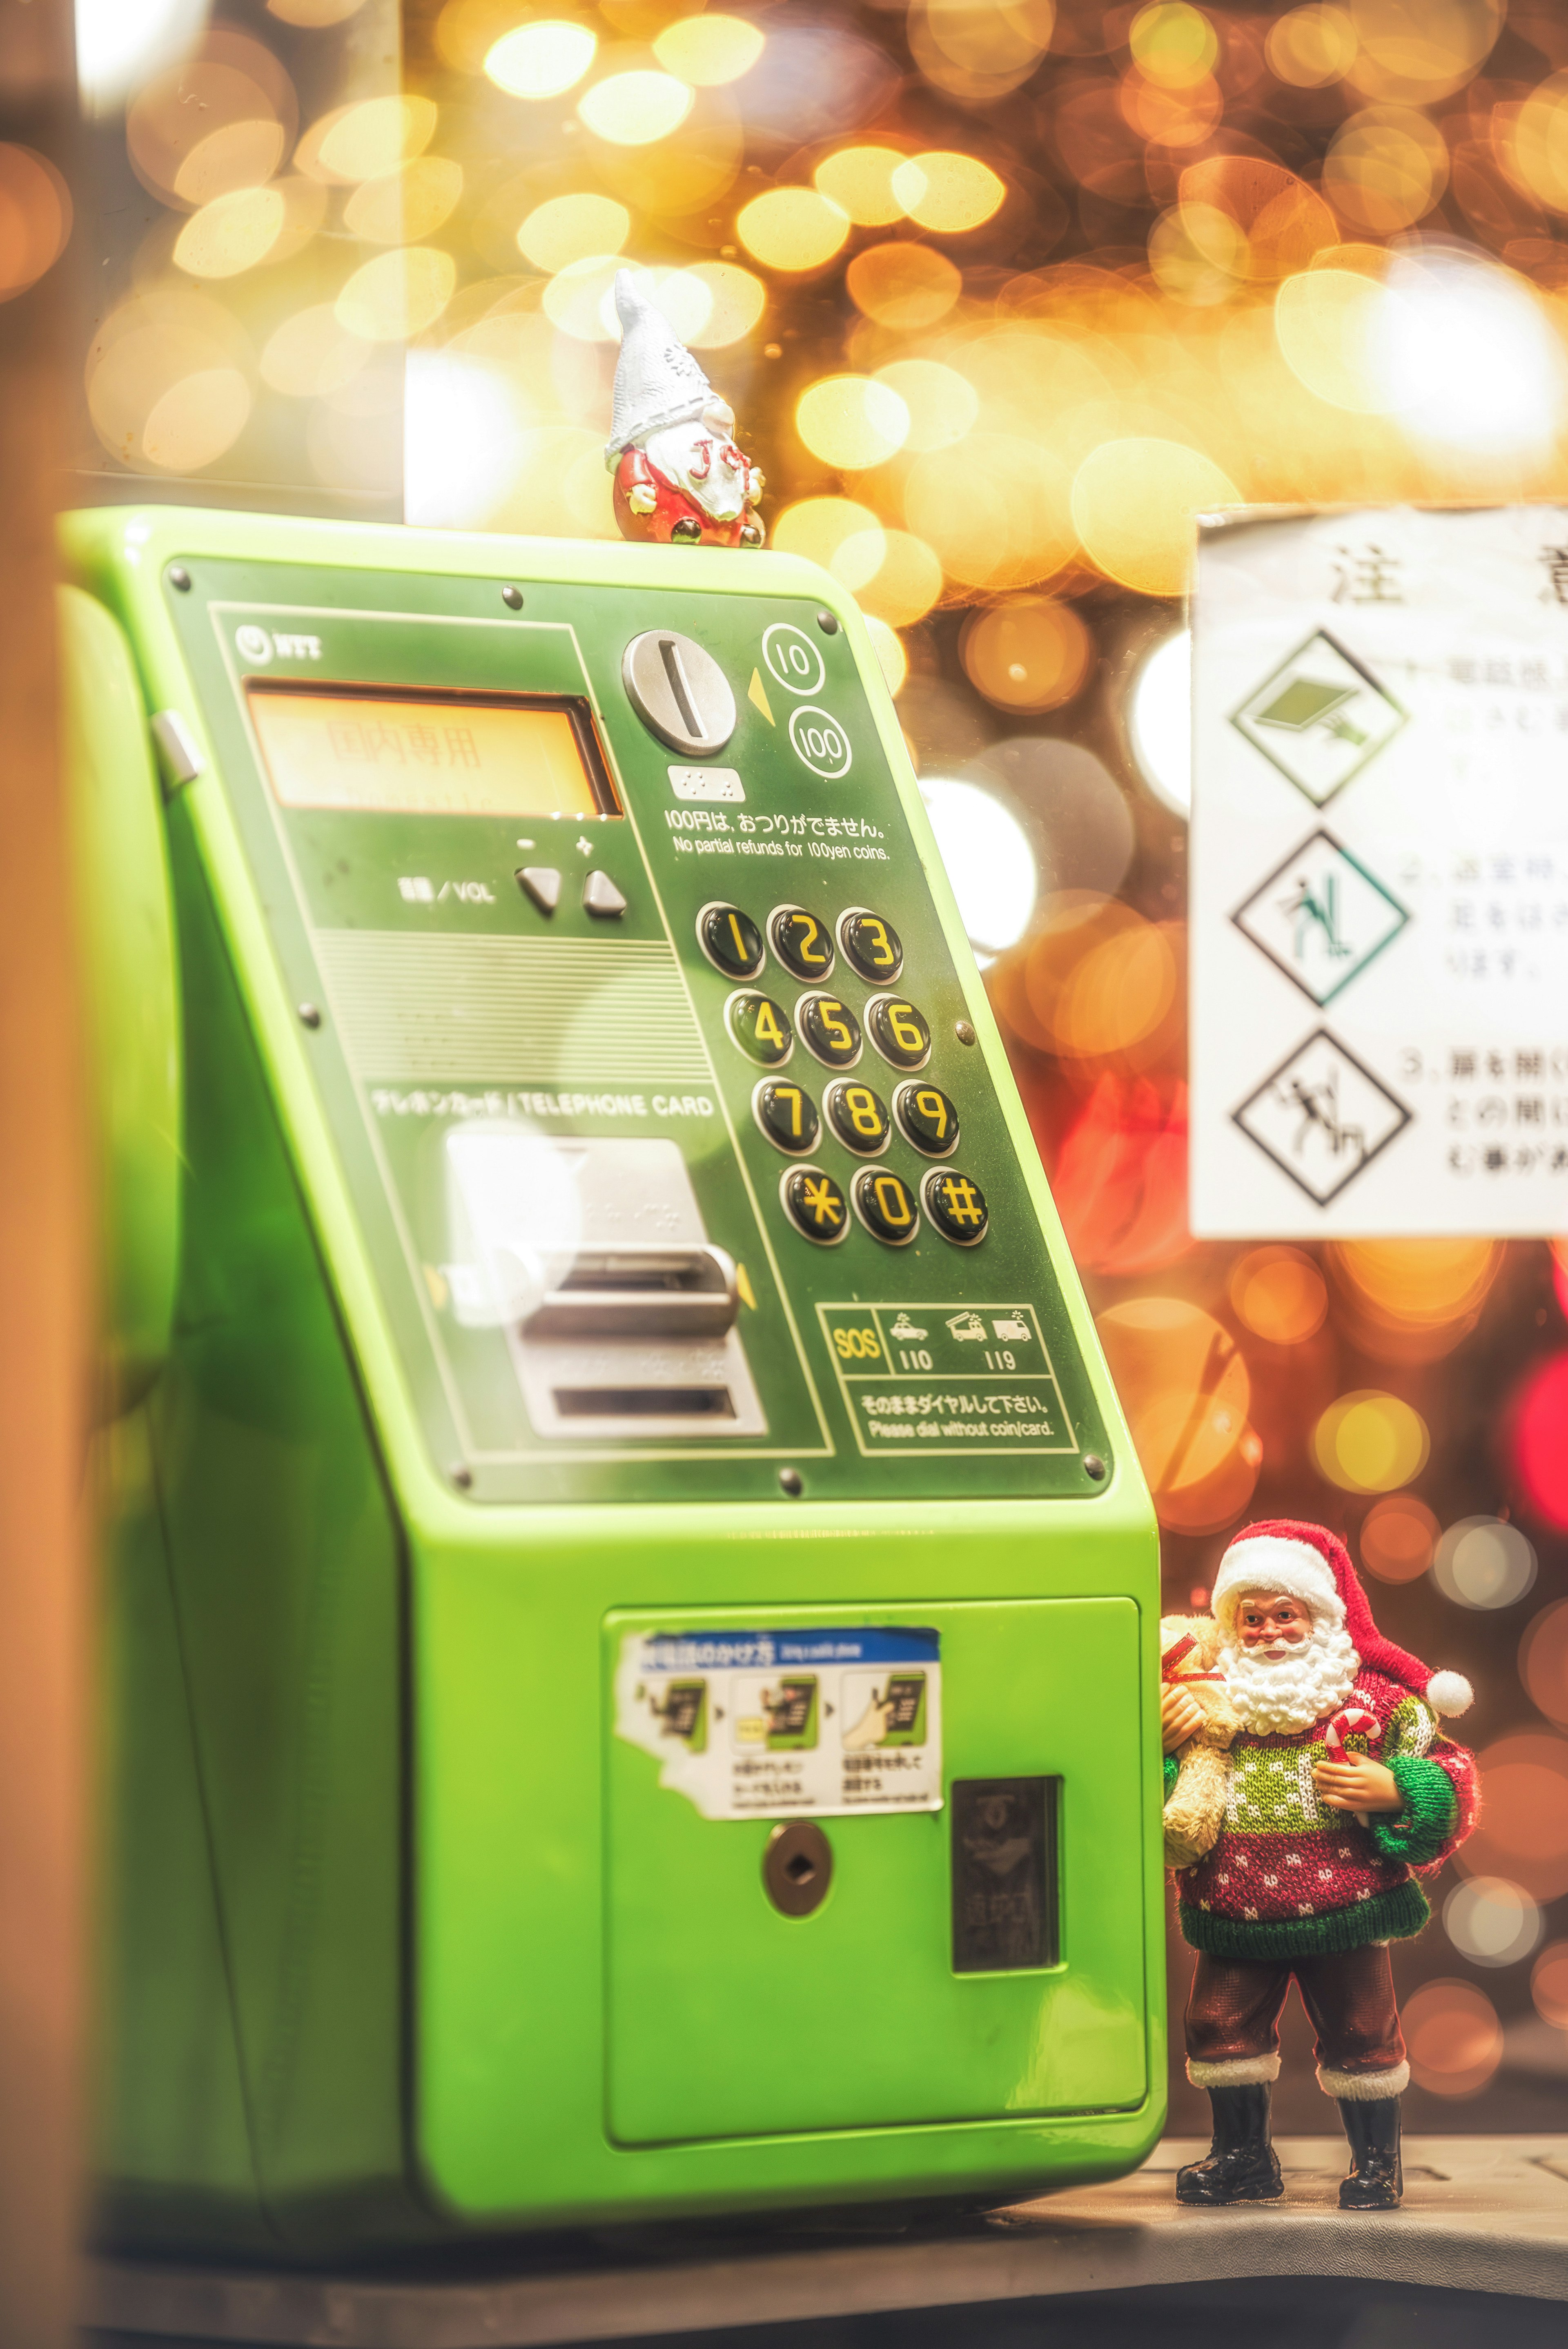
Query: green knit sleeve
1370 1754 1458 1866
1163 1753 1179 1801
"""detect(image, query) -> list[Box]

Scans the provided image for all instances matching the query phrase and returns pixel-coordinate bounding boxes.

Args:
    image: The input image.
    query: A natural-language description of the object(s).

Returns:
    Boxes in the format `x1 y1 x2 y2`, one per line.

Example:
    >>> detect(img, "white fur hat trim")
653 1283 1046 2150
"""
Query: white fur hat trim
1425 1669 1474 1717
606 270 713 457
1211 1533 1343 1627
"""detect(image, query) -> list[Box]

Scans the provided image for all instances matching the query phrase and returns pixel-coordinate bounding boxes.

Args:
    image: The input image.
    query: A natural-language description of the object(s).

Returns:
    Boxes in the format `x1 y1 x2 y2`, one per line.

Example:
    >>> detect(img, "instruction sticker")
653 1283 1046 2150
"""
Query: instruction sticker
615 1627 942 1819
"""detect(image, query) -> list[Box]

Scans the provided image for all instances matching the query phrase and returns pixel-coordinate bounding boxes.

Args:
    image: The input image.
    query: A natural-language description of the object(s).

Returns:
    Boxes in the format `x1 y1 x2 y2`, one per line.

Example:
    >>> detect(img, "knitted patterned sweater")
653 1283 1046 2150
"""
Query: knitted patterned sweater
1163 1666 1478 1960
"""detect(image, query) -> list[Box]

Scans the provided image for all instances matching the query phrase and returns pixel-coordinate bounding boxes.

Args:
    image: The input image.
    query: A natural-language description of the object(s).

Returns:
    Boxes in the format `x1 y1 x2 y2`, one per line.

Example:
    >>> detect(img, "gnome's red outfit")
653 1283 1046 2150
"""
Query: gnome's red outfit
1168 1520 1477 2210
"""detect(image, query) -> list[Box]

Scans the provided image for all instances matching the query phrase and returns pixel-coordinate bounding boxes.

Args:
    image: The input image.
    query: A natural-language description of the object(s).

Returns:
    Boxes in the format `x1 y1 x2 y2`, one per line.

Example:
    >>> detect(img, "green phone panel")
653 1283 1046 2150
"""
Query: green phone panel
63 504 1163 2255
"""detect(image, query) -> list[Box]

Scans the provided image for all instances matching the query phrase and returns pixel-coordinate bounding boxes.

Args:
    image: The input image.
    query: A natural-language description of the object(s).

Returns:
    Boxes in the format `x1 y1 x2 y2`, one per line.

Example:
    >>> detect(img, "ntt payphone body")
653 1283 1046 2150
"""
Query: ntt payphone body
66 504 1163 2258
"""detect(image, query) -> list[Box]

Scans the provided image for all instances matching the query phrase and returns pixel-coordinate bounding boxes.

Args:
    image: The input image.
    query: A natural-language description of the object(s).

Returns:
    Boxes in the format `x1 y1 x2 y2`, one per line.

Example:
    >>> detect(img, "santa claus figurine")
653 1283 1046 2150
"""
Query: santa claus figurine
604 270 765 548
1160 1520 1478 2211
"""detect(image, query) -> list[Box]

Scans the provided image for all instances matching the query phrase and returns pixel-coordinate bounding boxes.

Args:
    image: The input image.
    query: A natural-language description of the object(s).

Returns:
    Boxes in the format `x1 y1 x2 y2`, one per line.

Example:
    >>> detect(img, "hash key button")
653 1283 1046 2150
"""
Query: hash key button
922 1168 989 1246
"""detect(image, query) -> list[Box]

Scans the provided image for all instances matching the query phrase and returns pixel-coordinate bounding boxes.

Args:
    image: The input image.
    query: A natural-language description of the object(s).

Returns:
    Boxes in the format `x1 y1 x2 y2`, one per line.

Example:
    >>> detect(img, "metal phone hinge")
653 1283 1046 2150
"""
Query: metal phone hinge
519 1244 739 1340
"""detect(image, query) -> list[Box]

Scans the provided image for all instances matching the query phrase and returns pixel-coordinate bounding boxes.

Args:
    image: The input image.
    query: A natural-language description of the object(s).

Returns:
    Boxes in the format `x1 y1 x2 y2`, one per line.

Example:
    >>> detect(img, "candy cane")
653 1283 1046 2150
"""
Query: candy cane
1324 1703 1381 1753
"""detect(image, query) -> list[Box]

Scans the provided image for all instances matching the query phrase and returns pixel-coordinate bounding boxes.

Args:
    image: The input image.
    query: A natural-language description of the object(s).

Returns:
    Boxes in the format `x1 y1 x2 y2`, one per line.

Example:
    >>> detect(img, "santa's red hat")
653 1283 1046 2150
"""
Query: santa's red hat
1211 1518 1473 1718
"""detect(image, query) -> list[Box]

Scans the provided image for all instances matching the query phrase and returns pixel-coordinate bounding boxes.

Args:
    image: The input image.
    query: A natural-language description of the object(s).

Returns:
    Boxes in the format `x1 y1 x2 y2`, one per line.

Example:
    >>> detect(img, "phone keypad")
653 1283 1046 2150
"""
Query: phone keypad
702 898 986 1252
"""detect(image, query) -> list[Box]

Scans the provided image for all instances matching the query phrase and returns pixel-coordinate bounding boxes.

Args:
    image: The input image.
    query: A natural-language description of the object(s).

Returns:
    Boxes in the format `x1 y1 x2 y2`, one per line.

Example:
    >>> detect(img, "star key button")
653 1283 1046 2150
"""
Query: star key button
698 901 764 979
922 1167 989 1245
781 1163 849 1244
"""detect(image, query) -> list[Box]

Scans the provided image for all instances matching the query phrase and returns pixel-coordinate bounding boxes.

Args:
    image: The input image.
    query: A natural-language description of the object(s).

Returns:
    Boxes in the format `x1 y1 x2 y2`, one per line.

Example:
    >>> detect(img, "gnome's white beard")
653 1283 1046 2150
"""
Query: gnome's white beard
1221 1619 1360 1734
643 415 753 523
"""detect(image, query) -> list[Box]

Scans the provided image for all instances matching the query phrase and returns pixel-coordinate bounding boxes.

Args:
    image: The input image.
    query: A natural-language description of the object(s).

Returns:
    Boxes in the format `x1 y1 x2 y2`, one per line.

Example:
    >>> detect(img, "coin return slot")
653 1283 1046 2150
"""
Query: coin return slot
521 1244 738 1340
553 1386 736 1419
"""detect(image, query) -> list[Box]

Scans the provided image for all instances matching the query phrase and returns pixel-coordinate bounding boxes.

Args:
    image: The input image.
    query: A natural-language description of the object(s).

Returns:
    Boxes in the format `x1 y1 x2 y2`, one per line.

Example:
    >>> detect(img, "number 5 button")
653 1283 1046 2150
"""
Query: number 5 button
866 994 931 1070
796 992 862 1068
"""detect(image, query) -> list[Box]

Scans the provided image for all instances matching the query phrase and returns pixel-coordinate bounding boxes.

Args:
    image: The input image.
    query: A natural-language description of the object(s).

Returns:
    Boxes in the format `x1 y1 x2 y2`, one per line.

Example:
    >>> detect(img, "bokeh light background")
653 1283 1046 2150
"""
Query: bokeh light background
76 0 1568 2133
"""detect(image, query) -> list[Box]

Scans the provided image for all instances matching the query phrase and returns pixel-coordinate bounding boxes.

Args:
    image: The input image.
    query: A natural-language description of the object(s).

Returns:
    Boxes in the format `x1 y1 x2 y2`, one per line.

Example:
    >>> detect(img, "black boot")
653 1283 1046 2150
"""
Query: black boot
1338 2094 1402 2209
1175 2084 1284 2205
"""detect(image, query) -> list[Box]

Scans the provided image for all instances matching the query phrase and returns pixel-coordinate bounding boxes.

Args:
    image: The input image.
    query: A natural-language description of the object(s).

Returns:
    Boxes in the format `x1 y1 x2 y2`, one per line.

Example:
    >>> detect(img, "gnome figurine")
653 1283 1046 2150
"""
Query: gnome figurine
604 269 765 547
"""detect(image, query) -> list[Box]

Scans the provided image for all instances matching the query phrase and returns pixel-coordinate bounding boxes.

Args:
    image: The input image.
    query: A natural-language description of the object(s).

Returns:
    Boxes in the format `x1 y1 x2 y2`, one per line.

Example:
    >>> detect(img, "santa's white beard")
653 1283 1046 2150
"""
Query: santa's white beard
1221 1618 1360 1734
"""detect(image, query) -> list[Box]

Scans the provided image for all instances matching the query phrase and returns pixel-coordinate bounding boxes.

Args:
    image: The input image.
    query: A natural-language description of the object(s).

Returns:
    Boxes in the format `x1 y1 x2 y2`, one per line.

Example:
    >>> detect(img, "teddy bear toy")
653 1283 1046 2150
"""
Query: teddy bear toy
1160 1614 1242 1868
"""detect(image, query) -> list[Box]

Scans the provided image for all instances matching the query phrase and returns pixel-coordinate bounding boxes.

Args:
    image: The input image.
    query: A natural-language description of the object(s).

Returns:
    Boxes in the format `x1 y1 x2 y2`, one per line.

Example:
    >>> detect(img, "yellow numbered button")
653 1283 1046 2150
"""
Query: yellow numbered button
825 1080 891 1156
838 906 904 983
866 993 932 1071
922 1167 988 1246
851 1167 920 1246
770 905 835 982
754 1078 820 1155
797 992 862 1069
697 902 765 980
726 990 793 1066
781 1163 850 1244
894 1080 959 1158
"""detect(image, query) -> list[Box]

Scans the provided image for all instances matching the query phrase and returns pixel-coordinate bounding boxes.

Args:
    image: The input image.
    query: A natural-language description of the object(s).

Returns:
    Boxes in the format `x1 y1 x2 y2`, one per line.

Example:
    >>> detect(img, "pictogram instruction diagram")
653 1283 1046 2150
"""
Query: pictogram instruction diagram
615 1626 942 1819
1192 506 1568 1236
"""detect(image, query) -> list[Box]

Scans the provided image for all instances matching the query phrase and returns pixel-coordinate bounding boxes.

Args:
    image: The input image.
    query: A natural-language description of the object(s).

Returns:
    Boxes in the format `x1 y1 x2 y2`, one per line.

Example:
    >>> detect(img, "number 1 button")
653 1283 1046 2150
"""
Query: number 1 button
698 902 765 980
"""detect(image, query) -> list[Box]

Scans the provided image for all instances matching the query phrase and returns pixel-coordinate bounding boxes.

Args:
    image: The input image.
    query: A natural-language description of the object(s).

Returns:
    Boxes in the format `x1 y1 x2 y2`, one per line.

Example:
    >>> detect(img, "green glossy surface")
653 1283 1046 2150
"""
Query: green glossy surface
61 586 180 1414
64 505 1164 2254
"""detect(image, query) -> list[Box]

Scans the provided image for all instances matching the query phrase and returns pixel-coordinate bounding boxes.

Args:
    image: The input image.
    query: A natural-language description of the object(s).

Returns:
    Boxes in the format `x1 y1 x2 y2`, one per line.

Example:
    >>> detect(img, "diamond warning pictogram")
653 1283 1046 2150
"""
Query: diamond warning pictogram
1232 1028 1412 1206
1230 629 1407 806
1231 828 1410 1007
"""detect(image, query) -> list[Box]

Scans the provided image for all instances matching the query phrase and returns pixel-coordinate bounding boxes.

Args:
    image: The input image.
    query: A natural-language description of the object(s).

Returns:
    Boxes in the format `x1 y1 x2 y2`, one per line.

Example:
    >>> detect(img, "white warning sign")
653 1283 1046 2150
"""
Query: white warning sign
1193 505 1568 1236
614 1626 942 1820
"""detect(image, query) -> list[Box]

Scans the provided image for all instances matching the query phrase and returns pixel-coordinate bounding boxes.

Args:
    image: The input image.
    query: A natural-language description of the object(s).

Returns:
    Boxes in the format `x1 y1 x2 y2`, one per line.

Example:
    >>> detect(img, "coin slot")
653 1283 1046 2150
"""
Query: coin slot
659 636 701 737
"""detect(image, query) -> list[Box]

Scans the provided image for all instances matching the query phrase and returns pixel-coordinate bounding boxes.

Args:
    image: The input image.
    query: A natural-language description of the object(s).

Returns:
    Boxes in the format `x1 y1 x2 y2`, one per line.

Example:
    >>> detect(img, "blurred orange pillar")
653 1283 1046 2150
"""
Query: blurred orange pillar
0 1 89 2342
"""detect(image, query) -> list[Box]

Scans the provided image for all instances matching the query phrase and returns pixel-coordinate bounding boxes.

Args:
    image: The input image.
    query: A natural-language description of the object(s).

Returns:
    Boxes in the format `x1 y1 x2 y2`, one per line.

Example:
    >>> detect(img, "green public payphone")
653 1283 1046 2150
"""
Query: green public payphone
65 504 1164 2260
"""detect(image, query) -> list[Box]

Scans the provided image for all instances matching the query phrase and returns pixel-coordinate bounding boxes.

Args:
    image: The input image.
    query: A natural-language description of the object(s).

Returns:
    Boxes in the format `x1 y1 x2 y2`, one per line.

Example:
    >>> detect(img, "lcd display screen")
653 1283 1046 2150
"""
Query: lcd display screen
246 686 618 819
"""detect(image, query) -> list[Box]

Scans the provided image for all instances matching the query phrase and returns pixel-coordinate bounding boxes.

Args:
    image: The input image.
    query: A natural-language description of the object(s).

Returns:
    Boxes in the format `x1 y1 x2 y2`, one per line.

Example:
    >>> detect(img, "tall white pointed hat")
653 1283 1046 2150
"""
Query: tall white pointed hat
606 269 714 458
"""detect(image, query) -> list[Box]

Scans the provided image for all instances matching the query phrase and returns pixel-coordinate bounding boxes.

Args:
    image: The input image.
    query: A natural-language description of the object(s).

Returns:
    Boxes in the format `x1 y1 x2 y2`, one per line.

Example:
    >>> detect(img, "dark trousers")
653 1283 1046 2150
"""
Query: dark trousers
1185 1943 1406 2092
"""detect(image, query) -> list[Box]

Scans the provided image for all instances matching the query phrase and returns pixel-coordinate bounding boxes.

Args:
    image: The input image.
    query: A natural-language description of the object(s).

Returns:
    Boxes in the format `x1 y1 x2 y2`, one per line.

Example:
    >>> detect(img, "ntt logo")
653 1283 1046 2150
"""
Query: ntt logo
236 624 273 664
